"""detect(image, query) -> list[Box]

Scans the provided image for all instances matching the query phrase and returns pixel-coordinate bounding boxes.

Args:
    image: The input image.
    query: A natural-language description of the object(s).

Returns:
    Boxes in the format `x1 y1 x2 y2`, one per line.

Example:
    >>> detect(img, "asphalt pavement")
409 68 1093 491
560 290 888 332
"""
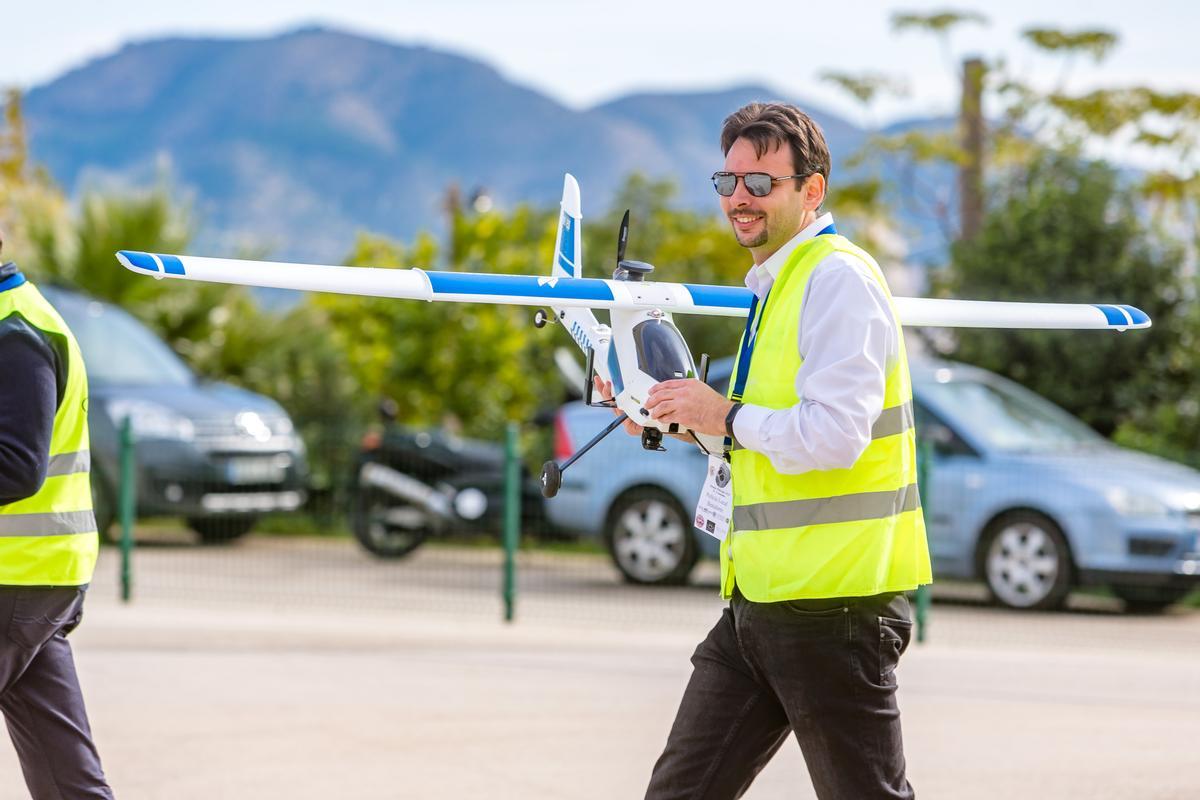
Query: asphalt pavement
0 534 1196 799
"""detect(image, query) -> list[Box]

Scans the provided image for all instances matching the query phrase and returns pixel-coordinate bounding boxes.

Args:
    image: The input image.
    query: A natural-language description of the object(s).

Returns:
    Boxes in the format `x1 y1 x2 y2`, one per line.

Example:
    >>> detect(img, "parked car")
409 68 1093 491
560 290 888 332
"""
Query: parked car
546 357 1200 612
40 285 308 543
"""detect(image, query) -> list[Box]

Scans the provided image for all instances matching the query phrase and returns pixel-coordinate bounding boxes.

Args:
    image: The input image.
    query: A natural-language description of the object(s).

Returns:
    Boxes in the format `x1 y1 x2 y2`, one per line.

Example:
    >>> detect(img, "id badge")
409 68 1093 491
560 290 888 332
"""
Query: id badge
694 455 733 540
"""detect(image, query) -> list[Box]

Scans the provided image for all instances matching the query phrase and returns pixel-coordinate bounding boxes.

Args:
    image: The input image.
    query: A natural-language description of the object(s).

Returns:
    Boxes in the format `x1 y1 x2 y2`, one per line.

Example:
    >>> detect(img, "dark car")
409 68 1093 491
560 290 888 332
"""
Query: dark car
40 285 308 543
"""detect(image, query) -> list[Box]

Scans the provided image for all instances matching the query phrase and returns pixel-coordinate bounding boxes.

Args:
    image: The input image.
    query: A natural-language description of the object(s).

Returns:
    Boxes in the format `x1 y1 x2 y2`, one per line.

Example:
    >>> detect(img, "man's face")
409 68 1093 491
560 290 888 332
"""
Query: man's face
720 137 810 258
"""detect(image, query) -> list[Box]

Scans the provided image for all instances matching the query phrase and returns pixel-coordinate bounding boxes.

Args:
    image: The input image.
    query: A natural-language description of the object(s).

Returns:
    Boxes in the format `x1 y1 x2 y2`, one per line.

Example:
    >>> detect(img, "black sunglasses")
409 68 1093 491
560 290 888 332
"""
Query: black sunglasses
711 171 809 197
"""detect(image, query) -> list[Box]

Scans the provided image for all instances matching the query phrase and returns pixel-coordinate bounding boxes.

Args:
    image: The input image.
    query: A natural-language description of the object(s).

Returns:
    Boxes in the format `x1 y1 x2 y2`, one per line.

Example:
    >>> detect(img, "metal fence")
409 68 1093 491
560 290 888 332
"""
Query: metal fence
102 411 1200 637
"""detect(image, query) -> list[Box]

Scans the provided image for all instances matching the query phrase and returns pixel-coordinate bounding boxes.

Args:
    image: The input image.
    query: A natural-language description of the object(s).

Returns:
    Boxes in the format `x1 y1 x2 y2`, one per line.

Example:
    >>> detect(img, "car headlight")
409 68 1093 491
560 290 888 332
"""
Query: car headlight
106 399 195 442
1104 486 1172 518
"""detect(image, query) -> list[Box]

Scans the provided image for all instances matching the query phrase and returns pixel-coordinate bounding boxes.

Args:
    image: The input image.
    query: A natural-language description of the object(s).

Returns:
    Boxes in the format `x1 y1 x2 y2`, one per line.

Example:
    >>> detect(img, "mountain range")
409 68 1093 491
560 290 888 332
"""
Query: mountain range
23 26 951 263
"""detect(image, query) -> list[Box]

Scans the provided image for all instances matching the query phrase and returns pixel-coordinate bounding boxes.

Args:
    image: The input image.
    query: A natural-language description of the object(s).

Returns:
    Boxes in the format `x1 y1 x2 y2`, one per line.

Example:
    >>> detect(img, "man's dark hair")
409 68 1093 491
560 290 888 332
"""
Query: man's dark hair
720 102 832 188
0 227 4 256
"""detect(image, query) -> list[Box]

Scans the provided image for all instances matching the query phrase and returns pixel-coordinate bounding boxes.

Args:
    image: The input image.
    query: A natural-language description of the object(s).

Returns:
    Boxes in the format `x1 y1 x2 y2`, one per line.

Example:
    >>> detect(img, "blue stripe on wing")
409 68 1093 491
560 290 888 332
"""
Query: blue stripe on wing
426 272 613 301
684 284 753 310
158 254 186 275
1092 304 1130 326
1118 305 1151 326
119 250 161 273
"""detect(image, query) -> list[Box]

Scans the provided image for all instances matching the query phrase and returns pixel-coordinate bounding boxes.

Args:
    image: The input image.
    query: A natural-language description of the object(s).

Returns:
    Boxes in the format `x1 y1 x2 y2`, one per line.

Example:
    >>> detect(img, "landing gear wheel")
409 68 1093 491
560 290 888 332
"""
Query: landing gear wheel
540 461 562 498
1111 585 1191 614
351 489 430 558
981 511 1072 610
605 487 697 586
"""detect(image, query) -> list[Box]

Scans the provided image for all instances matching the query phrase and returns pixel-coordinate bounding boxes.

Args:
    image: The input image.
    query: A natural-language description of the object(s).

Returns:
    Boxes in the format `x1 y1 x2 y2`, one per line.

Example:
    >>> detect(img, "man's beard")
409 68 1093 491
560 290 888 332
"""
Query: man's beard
734 216 769 248
738 228 769 248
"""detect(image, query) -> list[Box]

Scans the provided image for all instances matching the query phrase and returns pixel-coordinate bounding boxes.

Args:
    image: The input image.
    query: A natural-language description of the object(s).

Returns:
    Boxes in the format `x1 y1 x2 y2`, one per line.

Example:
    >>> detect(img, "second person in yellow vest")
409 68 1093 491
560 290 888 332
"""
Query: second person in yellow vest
0 229 114 799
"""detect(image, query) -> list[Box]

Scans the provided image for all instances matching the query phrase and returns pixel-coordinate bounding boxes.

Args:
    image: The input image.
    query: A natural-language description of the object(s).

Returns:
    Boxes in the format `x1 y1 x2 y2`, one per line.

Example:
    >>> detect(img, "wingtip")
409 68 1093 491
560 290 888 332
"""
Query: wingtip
116 250 150 272
116 249 168 279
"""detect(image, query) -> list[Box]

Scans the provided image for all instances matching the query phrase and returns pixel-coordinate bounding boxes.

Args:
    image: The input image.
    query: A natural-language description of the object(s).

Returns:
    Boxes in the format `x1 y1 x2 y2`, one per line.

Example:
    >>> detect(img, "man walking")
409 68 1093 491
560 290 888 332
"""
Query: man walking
0 233 115 799
607 102 932 798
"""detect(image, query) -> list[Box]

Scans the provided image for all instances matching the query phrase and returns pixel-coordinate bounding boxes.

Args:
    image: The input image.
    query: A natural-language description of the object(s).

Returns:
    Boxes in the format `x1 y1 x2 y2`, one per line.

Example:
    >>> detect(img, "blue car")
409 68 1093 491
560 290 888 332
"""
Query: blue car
546 358 1200 611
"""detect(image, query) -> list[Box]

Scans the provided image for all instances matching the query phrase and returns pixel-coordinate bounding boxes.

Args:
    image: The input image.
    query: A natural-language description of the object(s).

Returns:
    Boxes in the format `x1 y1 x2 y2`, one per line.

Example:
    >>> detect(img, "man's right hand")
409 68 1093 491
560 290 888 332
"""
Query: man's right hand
593 376 642 436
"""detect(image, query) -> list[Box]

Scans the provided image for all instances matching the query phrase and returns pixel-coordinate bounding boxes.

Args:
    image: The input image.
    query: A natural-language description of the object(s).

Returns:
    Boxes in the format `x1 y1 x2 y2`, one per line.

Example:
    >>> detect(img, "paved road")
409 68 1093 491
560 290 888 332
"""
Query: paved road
1 534 1197 799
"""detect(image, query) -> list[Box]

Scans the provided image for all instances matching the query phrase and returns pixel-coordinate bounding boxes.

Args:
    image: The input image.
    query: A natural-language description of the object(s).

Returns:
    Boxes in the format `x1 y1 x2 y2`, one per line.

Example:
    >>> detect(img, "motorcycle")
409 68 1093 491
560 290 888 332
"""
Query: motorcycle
350 401 549 558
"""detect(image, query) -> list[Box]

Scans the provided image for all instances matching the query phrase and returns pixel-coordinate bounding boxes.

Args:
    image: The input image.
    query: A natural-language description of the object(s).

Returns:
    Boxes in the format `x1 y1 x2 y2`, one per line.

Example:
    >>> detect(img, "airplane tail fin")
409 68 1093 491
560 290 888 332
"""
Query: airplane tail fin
552 174 582 279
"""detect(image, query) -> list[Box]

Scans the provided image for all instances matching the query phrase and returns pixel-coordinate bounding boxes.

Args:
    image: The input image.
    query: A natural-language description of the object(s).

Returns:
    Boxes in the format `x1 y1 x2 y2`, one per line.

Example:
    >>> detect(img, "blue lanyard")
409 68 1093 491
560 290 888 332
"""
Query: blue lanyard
0 265 26 294
729 223 836 401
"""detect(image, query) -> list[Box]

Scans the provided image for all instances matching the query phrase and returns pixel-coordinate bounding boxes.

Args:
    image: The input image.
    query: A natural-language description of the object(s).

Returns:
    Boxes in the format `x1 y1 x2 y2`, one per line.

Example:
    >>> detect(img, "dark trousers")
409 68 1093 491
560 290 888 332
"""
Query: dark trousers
646 589 915 800
0 586 113 800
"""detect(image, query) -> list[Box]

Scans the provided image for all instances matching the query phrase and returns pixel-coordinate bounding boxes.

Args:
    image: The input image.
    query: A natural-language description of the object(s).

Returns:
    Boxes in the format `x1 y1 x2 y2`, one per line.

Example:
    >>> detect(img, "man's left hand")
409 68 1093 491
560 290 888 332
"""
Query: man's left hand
645 379 734 437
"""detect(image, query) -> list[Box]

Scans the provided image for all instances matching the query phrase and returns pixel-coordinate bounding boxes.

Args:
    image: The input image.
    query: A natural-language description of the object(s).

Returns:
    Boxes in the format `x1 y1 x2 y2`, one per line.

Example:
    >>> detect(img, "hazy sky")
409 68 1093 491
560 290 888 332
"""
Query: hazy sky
3 0 1195 125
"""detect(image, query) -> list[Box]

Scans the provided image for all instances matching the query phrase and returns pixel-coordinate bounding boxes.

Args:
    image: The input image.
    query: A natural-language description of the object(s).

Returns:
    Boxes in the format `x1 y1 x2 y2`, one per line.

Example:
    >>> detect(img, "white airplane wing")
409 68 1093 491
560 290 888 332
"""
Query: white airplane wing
115 249 1151 331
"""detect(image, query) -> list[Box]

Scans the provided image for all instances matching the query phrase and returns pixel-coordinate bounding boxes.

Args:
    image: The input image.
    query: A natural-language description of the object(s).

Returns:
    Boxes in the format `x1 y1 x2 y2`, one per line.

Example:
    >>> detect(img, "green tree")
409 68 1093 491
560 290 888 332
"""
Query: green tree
313 222 558 441
943 153 1189 438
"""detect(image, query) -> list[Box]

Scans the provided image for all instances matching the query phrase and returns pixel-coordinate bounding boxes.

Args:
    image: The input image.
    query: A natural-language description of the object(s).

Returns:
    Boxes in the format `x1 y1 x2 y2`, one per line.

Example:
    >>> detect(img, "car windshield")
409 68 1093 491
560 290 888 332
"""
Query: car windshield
919 374 1103 452
53 296 194 386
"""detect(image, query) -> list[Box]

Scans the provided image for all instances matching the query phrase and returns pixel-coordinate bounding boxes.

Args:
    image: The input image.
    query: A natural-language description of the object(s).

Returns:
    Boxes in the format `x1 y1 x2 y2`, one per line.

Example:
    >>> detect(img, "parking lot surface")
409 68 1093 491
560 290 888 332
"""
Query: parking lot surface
1 535 1197 799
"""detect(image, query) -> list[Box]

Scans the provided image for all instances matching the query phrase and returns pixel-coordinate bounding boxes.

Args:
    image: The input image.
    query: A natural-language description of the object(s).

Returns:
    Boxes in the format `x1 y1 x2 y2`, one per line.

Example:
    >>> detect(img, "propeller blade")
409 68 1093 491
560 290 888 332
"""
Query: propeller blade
617 209 630 265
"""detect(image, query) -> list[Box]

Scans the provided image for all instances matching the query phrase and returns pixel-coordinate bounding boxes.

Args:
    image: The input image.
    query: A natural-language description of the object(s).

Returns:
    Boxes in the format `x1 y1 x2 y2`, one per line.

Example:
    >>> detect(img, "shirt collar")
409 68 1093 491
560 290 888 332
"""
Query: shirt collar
744 212 835 297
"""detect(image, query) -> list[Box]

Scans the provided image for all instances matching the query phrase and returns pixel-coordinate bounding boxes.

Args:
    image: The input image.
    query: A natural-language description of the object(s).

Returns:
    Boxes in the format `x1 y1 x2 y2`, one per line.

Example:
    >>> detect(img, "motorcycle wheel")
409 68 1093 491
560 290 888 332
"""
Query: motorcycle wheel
352 488 432 559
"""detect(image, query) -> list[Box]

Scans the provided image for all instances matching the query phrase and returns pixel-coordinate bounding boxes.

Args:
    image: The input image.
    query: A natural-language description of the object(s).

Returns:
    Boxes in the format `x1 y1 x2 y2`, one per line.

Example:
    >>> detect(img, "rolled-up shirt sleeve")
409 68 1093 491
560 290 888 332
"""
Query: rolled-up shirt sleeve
732 253 898 475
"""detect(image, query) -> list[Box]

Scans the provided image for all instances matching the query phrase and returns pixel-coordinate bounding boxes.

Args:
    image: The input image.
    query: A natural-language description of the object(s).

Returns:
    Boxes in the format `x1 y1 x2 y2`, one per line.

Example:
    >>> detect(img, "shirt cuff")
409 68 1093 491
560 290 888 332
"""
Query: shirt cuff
731 403 773 453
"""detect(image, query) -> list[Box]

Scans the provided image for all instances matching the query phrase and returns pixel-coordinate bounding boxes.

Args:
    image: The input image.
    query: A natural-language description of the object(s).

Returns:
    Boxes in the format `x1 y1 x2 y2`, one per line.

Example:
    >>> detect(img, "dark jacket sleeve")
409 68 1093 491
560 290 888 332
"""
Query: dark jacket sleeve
0 317 59 504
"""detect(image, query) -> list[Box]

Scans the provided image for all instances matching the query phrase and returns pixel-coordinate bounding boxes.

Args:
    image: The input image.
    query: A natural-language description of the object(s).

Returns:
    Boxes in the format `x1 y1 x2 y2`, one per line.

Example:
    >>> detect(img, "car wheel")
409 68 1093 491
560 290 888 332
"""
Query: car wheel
188 517 258 544
981 511 1073 610
605 487 698 586
1111 585 1191 614
351 489 431 559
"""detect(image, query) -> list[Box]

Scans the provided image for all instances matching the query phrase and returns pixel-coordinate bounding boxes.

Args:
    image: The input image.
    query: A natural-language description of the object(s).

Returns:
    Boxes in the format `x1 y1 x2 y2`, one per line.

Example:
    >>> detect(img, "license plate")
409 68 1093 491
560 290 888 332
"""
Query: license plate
225 456 288 485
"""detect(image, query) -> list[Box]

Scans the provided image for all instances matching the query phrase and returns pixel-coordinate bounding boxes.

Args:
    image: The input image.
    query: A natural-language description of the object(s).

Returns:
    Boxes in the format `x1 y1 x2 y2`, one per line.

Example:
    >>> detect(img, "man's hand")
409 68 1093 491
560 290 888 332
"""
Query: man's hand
645 379 734 438
593 376 643 436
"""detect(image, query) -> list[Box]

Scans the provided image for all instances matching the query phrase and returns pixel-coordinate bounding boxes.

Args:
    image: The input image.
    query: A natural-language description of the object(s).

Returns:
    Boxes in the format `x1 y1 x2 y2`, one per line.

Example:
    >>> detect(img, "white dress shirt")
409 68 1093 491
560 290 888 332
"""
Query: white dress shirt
731 213 900 475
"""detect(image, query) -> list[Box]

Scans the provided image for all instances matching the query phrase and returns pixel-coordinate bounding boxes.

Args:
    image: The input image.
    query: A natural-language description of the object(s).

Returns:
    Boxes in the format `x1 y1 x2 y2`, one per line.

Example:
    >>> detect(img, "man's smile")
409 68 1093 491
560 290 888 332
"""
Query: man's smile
730 211 764 231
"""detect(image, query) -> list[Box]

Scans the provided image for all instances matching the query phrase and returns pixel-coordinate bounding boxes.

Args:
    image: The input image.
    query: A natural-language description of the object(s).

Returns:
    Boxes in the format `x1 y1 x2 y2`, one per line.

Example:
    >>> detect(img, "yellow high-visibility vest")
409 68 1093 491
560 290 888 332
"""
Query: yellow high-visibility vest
722 234 932 601
0 279 98 585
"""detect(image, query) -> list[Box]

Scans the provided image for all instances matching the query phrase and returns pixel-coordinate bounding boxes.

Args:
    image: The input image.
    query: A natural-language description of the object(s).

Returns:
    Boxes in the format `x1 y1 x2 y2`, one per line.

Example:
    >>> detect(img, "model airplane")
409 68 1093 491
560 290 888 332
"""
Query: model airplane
116 174 1151 497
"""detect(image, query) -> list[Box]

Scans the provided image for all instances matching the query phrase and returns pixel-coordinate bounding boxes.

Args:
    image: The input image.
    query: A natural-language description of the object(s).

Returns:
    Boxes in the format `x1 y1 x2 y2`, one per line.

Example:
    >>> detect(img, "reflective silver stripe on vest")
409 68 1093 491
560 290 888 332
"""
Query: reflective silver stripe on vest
733 482 920 532
870 401 914 440
0 510 98 537
45 450 91 477
730 401 914 452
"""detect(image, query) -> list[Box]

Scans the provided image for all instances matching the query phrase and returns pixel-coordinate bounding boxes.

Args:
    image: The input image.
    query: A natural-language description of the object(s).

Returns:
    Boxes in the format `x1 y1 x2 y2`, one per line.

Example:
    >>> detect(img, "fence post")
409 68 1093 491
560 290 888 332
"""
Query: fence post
503 422 520 623
119 416 136 603
915 439 932 642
